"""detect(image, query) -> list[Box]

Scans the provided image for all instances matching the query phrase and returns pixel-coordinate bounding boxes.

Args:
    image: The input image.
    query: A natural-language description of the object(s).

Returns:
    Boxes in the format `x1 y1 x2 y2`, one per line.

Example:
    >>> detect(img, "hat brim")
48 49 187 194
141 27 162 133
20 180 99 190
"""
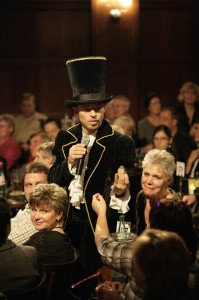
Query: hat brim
65 95 113 107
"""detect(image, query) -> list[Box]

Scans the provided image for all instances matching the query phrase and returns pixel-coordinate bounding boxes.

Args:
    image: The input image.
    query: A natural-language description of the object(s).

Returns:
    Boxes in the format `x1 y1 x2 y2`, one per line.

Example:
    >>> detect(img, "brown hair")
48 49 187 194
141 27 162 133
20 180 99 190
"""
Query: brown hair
133 228 189 300
29 183 68 221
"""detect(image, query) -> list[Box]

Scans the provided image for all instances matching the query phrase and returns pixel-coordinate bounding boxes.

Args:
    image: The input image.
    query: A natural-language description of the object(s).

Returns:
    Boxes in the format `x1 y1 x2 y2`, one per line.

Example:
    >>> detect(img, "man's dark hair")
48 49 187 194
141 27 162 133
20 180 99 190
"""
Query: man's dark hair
24 161 49 177
41 117 62 130
0 198 11 246
150 196 197 263
161 107 180 123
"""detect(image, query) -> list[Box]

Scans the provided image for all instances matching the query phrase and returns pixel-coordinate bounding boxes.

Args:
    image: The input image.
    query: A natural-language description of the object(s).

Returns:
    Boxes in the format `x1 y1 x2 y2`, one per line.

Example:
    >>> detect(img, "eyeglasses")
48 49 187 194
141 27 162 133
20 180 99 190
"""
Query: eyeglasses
153 137 169 141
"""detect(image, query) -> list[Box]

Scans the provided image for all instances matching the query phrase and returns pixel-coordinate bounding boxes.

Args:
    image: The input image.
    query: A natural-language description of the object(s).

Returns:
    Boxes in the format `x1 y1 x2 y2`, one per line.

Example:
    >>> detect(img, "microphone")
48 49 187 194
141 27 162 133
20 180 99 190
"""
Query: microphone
76 136 90 175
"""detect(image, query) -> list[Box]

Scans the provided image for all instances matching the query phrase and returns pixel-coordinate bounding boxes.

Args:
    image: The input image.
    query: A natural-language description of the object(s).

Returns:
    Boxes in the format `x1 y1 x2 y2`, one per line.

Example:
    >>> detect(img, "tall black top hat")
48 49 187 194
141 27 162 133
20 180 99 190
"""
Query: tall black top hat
65 56 113 107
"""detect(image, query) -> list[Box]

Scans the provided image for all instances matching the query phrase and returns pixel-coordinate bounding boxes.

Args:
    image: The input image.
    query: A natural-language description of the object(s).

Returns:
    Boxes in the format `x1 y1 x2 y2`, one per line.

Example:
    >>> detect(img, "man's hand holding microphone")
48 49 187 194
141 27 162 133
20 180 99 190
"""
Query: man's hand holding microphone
68 136 90 175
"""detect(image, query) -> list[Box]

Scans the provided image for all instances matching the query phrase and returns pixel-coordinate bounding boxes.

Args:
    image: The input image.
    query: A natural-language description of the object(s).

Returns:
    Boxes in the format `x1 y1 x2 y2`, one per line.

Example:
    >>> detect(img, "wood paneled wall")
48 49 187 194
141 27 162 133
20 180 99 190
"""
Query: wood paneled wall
1 0 199 122
91 0 140 120
0 0 91 118
138 0 199 119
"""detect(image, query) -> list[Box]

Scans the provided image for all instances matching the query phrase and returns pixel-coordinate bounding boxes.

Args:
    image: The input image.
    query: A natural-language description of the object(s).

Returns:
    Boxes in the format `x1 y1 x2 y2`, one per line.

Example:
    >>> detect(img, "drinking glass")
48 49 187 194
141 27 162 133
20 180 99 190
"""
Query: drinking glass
10 169 23 194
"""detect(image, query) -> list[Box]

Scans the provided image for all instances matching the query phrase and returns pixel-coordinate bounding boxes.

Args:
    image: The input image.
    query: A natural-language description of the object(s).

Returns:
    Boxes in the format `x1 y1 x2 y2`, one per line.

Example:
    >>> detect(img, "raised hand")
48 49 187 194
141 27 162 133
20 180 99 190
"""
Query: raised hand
113 166 130 197
92 193 107 216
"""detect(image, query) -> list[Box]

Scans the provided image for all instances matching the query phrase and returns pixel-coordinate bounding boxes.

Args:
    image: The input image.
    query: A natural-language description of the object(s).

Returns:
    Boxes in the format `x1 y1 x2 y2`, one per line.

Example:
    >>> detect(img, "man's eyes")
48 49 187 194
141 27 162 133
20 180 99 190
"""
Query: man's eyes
25 184 32 187
79 105 104 112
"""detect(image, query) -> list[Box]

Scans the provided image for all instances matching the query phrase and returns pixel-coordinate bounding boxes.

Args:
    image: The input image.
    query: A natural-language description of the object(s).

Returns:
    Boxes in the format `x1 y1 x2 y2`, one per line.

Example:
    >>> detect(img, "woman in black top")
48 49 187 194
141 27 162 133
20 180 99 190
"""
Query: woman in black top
25 183 77 270
175 81 199 135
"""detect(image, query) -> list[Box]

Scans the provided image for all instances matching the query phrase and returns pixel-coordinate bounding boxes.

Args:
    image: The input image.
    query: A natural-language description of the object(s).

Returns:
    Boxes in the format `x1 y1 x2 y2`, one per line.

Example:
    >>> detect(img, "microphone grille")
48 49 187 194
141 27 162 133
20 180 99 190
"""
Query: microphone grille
81 136 90 146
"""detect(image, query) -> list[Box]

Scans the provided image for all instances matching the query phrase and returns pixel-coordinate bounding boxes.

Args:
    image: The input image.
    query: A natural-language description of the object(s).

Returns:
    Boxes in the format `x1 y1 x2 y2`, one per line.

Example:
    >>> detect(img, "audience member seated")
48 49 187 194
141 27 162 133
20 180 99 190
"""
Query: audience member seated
24 183 77 271
185 122 199 178
0 114 21 177
186 149 199 179
111 124 125 135
150 197 199 264
8 162 49 244
152 125 173 151
14 92 47 150
20 132 50 165
61 107 80 129
134 149 176 235
92 194 193 300
34 142 55 168
149 198 199 298
175 81 199 136
112 95 133 120
0 156 7 182
137 92 162 153
41 117 62 141
0 198 40 295
182 123 199 227
152 125 181 192
190 122 199 146
160 107 197 162
131 229 190 300
111 94 137 141
104 100 115 124
112 115 136 138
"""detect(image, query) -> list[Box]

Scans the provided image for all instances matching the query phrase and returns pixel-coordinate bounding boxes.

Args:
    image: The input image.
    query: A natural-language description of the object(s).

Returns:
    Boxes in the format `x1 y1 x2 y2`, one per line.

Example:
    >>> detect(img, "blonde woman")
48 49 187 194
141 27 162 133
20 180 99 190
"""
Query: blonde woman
24 183 77 270
175 81 199 135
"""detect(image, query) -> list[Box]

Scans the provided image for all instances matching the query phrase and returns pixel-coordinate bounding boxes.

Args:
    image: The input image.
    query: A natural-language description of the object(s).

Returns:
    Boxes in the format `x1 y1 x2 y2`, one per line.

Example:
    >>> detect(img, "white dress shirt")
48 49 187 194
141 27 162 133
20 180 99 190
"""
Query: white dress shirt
68 133 130 213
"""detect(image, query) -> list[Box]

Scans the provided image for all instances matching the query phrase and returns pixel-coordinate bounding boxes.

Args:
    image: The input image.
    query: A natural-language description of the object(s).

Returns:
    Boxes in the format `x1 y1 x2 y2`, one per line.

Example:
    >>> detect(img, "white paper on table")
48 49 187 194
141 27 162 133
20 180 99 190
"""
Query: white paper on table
116 221 131 233
176 161 185 177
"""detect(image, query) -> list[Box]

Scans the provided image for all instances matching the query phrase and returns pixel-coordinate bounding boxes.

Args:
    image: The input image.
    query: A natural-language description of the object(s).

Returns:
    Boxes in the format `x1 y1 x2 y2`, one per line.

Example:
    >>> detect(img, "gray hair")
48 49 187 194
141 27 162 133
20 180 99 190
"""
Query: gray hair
112 115 136 136
29 183 68 219
28 132 51 144
37 142 55 161
142 149 176 178
113 94 131 105
0 114 15 133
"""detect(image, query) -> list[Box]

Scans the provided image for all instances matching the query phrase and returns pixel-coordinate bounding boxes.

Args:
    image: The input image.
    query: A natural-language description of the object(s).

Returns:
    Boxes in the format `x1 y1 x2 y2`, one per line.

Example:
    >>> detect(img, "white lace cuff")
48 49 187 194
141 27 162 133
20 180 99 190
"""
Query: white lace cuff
68 175 83 210
109 186 130 214
68 163 77 175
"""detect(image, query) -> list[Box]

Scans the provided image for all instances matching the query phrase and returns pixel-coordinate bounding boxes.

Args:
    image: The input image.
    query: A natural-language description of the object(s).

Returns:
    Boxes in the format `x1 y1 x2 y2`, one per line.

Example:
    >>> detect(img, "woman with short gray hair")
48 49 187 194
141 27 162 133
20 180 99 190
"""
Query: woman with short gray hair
142 148 176 178
135 149 177 235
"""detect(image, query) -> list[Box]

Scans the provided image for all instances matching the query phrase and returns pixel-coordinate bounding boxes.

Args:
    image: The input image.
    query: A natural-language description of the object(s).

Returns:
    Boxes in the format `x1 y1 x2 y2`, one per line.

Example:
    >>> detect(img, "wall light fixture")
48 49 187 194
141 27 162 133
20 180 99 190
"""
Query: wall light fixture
99 0 133 20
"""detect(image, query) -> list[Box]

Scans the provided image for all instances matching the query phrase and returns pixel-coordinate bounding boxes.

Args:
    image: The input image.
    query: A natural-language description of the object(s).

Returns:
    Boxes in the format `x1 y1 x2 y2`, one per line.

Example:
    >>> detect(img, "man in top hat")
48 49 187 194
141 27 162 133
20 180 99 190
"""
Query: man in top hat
48 56 135 277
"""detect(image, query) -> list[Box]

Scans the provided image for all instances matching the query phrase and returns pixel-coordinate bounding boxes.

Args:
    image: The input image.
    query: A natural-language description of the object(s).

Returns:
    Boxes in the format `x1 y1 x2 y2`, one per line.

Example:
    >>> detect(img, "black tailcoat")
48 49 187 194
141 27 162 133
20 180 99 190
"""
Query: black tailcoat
48 119 135 274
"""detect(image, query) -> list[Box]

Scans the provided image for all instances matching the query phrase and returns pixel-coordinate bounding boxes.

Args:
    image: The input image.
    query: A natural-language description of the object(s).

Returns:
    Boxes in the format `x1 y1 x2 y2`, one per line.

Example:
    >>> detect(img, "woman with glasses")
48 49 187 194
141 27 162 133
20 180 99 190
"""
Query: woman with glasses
152 125 172 151
152 125 178 162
